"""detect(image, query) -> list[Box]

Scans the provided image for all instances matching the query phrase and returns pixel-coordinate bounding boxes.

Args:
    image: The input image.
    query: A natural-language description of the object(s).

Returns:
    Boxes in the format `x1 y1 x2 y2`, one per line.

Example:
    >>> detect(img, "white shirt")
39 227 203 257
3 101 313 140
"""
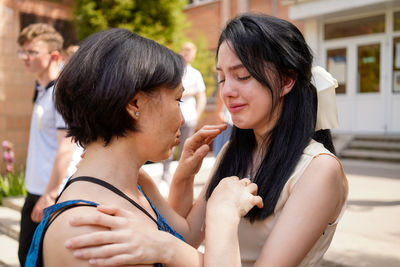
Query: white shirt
25 82 67 195
180 64 206 126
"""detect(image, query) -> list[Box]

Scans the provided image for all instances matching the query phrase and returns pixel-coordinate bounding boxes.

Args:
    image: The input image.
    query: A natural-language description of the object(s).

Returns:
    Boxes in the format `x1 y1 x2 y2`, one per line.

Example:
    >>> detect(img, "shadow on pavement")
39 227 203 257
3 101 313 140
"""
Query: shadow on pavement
347 200 400 207
324 250 400 267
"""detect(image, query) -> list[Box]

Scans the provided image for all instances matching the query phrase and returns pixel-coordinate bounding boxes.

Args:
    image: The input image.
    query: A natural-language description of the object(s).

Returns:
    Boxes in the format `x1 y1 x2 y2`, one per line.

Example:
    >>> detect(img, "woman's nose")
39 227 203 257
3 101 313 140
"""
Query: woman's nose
221 79 238 99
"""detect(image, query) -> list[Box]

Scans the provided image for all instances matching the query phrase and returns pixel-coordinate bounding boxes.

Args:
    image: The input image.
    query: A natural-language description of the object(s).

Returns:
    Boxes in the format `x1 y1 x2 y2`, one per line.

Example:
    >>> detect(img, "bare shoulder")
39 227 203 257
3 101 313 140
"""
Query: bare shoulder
298 153 344 195
310 153 343 182
43 205 107 266
296 154 346 221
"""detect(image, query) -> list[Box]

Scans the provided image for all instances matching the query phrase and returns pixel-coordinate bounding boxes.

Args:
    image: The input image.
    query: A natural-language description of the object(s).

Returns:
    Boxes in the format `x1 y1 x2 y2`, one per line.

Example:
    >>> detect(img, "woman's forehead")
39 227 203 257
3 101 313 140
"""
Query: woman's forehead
217 42 242 69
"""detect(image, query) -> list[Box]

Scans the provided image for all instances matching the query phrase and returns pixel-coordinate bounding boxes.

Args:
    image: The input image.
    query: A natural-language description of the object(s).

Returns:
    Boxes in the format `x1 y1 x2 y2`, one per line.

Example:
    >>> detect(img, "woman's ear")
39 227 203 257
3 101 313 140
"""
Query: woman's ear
126 94 141 120
280 75 296 97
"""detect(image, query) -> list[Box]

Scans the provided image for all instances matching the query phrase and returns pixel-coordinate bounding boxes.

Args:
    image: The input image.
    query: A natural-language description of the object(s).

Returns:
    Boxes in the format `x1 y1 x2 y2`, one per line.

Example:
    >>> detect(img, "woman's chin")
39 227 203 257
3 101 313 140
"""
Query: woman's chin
160 149 174 161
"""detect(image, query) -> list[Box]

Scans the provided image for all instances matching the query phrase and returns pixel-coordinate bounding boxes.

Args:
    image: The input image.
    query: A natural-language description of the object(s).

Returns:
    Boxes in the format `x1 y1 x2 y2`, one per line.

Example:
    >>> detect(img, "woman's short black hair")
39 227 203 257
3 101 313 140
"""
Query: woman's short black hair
207 14 335 222
55 28 185 147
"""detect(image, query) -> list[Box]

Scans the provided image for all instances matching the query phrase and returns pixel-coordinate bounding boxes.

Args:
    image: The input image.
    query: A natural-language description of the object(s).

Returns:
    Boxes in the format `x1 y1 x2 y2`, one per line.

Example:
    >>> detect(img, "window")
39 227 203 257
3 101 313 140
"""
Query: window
393 37 400 93
19 12 77 48
358 44 380 93
394 11 400 31
327 48 347 94
325 15 385 40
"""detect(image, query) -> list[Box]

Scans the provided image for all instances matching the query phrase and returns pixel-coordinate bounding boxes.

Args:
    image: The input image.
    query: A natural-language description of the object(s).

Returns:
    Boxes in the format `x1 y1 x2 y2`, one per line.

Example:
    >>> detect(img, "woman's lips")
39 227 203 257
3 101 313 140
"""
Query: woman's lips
174 134 181 146
228 103 247 113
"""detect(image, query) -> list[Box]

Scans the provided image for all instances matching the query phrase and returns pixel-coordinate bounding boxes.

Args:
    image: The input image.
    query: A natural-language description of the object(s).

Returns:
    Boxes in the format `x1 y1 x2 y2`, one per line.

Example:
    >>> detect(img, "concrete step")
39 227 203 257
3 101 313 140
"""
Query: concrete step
339 149 400 163
341 159 400 178
0 206 20 241
354 135 400 143
0 234 19 267
348 140 400 152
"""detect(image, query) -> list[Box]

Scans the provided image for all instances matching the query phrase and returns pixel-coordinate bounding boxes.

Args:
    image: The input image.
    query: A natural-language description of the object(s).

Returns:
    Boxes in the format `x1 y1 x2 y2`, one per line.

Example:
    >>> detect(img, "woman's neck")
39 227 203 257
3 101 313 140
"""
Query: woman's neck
74 139 144 195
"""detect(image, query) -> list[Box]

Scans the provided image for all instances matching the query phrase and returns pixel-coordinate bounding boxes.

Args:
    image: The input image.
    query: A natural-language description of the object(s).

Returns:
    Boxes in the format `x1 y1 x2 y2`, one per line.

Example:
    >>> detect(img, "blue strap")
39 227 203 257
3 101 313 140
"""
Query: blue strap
25 200 97 267
137 185 184 241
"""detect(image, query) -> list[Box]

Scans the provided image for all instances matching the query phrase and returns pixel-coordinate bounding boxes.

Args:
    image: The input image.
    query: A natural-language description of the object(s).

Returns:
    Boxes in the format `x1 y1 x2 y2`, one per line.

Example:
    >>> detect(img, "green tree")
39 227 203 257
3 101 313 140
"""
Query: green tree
74 0 217 100
188 35 217 99
74 0 187 46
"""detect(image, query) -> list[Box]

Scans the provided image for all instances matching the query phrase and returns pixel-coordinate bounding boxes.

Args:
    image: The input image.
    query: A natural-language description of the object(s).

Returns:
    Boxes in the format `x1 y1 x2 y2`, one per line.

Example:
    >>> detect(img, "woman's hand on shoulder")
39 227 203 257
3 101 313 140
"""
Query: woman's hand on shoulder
64 205 166 266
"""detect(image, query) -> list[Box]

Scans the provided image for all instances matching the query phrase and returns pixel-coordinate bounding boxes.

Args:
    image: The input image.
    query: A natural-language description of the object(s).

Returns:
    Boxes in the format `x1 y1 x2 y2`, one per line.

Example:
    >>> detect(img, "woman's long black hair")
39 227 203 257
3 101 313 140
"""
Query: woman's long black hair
206 14 335 222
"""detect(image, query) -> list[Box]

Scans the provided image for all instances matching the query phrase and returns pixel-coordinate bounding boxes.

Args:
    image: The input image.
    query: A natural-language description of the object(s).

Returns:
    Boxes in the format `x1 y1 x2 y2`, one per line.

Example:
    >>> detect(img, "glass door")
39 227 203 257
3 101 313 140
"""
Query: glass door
324 37 387 133
353 41 386 132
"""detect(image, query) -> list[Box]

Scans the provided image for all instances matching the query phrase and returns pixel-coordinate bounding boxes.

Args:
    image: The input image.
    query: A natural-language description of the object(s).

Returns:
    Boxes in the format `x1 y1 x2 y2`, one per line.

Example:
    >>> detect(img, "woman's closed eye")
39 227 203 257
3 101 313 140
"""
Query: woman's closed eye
237 75 251 81
217 74 251 84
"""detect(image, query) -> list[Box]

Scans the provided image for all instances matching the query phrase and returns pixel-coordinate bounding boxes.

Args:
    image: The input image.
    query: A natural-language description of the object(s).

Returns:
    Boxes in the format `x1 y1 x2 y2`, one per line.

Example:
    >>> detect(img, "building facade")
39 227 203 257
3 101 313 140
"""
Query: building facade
287 0 400 134
184 0 301 50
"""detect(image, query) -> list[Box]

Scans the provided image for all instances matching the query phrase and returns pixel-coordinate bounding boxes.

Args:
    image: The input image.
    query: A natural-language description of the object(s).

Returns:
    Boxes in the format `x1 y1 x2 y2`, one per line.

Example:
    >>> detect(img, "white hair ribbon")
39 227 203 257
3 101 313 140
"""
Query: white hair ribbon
311 66 339 131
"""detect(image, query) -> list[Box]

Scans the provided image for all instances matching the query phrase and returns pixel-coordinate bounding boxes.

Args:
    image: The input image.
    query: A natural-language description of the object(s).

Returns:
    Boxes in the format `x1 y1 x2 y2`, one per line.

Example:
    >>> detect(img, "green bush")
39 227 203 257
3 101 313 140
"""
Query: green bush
73 0 188 47
189 34 217 99
0 170 27 204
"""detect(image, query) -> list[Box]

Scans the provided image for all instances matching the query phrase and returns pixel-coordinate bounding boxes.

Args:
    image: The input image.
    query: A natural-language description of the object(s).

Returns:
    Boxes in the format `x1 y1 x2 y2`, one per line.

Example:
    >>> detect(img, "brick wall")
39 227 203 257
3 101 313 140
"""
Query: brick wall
184 1 222 50
0 1 33 172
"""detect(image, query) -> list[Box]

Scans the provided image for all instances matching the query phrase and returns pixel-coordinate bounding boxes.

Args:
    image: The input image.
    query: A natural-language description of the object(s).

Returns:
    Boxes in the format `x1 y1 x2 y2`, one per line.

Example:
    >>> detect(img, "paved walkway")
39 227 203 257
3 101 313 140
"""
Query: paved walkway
1 156 399 266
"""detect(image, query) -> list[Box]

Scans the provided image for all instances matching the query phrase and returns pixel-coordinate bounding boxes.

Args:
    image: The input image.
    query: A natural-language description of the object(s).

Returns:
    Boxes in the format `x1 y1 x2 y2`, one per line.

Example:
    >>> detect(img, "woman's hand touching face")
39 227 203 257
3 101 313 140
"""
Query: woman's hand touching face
175 124 228 177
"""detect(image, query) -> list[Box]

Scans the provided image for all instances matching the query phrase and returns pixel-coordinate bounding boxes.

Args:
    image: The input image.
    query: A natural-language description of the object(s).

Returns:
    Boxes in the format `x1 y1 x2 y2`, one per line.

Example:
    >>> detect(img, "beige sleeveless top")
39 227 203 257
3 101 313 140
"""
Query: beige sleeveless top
238 142 348 267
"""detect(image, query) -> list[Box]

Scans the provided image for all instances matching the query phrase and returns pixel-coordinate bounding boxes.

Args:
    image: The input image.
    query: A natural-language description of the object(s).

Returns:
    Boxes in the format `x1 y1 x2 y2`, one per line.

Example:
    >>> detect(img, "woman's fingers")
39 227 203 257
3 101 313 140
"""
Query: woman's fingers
70 213 117 229
192 144 210 161
253 195 264 209
70 205 135 227
188 124 228 146
97 205 135 219
66 231 121 249
239 178 251 186
72 243 130 260
240 179 263 209
95 205 119 216
245 182 258 195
